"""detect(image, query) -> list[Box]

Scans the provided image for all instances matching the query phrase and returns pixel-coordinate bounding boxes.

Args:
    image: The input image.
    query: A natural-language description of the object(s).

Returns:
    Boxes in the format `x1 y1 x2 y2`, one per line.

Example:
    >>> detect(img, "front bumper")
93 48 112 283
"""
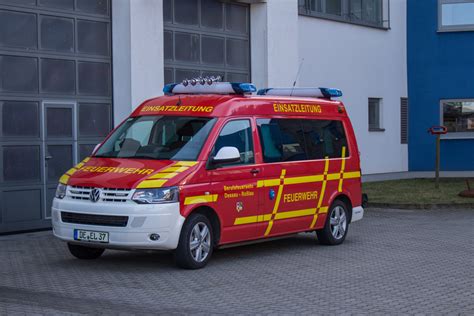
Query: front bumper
52 198 185 250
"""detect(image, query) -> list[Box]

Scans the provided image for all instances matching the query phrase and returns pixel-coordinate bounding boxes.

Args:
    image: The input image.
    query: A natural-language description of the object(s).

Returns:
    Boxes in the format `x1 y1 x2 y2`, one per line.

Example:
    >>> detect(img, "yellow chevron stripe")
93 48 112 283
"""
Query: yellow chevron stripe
234 207 328 226
136 179 168 189
234 214 272 225
274 208 316 220
257 179 281 188
264 169 286 236
161 166 189 173
66 168 77 176
175 161 198 167
338 147 347 192
148 172 179 179
233 150 359 230
343 171 361 179
311 157 330 228
284 174 324 185
59 174 70 185
318 206 329 214
257 170 360 188
137 161 197 188
184 194 218 205
326 173 341 180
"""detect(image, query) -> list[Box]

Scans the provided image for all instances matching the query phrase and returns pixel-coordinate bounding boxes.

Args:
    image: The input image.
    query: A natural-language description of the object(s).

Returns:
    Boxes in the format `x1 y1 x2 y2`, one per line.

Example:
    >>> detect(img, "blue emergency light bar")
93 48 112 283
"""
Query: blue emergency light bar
257 87 343 99
163 76 256 95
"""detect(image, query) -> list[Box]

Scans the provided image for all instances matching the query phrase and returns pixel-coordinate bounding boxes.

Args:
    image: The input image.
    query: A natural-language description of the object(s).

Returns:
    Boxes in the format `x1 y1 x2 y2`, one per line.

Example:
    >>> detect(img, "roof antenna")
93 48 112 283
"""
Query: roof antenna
290 58 304 97
176 95 182 106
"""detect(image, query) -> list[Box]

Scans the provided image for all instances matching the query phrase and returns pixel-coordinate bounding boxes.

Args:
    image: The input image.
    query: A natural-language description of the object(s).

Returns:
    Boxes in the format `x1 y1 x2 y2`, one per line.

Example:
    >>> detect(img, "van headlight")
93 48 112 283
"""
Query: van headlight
55 183 67 199
132 187 179 204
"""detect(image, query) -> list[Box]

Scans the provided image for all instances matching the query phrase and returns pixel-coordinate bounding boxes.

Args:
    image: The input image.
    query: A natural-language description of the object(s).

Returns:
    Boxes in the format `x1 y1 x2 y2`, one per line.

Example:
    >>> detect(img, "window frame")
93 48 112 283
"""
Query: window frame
368 98 385 132
438 0 474 32
440 99 474 139
298 0 390 30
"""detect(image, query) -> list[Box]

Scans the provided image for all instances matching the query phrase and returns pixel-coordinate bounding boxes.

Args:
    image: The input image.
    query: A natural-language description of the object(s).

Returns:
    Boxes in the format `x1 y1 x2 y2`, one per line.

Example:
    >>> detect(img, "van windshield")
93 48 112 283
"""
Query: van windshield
94 116 216 161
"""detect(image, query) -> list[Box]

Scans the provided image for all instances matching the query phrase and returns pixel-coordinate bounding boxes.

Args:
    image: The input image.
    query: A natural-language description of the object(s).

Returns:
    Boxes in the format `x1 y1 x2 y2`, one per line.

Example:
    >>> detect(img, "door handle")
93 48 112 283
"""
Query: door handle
250 168 259 175
45 155 53 160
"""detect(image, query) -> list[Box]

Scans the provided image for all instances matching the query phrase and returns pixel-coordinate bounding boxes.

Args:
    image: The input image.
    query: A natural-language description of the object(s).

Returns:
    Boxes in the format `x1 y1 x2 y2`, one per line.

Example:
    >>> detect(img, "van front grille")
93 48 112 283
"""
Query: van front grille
68 186 131 203
61 212 128 227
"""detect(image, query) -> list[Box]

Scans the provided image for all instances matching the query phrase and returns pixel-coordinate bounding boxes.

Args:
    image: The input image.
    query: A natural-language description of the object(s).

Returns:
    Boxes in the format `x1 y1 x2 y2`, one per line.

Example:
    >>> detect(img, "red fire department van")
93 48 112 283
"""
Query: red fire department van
52 78 364 269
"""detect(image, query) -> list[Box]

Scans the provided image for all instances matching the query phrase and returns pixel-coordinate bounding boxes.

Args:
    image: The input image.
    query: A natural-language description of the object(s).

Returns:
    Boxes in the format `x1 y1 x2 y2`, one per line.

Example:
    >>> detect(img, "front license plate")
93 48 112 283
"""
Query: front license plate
74 229 109 243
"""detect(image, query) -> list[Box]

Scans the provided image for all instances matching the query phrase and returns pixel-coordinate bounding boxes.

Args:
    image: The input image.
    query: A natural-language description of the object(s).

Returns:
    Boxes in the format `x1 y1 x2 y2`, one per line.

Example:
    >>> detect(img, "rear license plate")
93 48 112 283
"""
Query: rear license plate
74 229 109 243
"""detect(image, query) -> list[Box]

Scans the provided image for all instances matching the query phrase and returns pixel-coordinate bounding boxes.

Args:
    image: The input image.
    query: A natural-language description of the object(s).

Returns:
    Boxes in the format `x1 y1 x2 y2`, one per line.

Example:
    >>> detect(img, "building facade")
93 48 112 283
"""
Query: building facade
408 0 474 171
0 0 407 233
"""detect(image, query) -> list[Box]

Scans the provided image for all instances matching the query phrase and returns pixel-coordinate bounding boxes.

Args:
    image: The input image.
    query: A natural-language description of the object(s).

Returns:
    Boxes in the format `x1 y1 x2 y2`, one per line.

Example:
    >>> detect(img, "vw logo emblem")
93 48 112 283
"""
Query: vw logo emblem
90 188 101 203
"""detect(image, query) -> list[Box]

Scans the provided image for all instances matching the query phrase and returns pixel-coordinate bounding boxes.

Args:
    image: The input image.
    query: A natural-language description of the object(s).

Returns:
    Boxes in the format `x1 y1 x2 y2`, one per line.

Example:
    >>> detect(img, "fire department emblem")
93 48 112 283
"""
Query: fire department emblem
236 202 243 213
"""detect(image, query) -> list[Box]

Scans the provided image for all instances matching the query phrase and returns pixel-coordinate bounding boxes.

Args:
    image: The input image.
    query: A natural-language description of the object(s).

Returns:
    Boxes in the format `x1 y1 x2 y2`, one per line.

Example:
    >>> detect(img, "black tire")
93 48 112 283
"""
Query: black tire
175 213 214 269
316 200 350 245
67 243 105 260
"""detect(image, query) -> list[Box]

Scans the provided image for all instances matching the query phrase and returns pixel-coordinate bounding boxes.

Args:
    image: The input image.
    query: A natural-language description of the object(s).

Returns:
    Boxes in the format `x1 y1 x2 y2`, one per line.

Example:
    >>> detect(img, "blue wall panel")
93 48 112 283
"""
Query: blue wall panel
407 0 474 171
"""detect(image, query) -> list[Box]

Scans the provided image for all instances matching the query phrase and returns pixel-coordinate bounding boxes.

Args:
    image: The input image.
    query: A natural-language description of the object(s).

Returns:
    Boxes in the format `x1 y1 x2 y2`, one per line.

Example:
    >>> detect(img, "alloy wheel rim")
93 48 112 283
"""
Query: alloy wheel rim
189 222 211 263
330 206 347 240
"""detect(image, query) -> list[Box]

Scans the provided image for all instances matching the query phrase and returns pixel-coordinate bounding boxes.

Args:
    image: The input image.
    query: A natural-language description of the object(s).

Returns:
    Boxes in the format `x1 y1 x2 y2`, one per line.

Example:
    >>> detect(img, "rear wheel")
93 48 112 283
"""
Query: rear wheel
316 200 349 245
175 213 213 269
67 243 105 260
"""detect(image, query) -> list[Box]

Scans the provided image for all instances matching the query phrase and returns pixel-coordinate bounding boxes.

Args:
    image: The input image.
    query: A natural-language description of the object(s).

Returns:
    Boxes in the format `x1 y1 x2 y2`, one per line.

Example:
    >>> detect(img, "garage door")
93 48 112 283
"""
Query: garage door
164 0 250 83
0 0 112 233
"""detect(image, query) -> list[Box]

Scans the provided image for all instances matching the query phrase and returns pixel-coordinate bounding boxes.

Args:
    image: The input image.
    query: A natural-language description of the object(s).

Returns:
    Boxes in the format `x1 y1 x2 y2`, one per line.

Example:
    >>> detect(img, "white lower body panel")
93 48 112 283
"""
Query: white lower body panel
351 206 364 223
52 198 185 250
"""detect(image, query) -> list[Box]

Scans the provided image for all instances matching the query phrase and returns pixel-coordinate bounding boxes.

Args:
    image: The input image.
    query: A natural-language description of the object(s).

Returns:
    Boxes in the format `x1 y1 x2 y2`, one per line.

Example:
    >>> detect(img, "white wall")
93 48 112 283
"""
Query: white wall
112 0 407 175
297 1 408 174
250 0 299 88
112 0 164 126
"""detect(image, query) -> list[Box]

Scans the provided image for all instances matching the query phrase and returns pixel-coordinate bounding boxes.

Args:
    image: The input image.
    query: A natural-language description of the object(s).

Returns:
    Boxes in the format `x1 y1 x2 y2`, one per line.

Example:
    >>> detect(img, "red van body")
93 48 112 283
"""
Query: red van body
52 88 363 268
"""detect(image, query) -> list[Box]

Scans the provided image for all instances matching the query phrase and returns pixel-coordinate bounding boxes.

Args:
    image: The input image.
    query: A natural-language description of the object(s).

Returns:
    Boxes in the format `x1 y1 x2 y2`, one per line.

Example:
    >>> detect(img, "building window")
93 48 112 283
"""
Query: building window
400 98 408 144
368 98 384 131
298 0 390 29
163 0 250 84
441 100 474 136
439 0 474 32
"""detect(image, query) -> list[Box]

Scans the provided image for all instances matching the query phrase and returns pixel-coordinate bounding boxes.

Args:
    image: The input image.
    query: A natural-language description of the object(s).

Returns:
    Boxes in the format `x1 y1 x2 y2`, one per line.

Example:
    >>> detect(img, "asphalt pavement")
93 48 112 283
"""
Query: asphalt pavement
0 208 473 315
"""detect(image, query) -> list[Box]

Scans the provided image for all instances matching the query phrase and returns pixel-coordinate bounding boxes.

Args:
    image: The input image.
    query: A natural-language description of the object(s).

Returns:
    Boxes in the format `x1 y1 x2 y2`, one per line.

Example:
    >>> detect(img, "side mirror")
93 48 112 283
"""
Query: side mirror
212 146 241 164
93 143 101 155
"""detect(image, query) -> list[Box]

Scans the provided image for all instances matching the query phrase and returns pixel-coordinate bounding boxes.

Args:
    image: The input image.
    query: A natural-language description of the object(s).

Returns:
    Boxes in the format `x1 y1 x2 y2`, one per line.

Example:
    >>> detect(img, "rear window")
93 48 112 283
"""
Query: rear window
257 118 349 163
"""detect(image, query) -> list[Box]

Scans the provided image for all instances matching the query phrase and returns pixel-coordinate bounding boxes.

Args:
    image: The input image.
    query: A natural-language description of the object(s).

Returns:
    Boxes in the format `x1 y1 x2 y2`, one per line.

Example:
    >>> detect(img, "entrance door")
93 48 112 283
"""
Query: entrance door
43 102 77 219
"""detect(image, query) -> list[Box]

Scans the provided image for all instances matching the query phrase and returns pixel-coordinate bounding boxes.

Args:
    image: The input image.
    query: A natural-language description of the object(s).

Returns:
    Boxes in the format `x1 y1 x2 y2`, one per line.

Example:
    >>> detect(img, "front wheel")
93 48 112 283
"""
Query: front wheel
67 243 105 259
175 213 213 269
316 200 349 245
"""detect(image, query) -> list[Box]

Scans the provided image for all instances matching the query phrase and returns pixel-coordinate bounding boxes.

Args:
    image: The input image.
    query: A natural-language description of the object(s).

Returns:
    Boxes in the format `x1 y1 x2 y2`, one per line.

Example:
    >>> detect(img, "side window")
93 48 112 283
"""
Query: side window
257 119 307 163
302 120 349 159
257 118 350 163
212 120 254 166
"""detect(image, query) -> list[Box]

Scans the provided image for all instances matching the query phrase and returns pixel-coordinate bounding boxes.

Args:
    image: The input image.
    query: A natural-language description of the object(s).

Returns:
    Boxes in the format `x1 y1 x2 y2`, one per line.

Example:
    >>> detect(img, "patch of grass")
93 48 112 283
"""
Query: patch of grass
363 178 473 205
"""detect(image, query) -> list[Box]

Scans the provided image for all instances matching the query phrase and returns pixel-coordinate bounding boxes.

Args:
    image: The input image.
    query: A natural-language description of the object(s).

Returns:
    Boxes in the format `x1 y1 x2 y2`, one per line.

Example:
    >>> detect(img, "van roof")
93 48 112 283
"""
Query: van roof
130 94 346 118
